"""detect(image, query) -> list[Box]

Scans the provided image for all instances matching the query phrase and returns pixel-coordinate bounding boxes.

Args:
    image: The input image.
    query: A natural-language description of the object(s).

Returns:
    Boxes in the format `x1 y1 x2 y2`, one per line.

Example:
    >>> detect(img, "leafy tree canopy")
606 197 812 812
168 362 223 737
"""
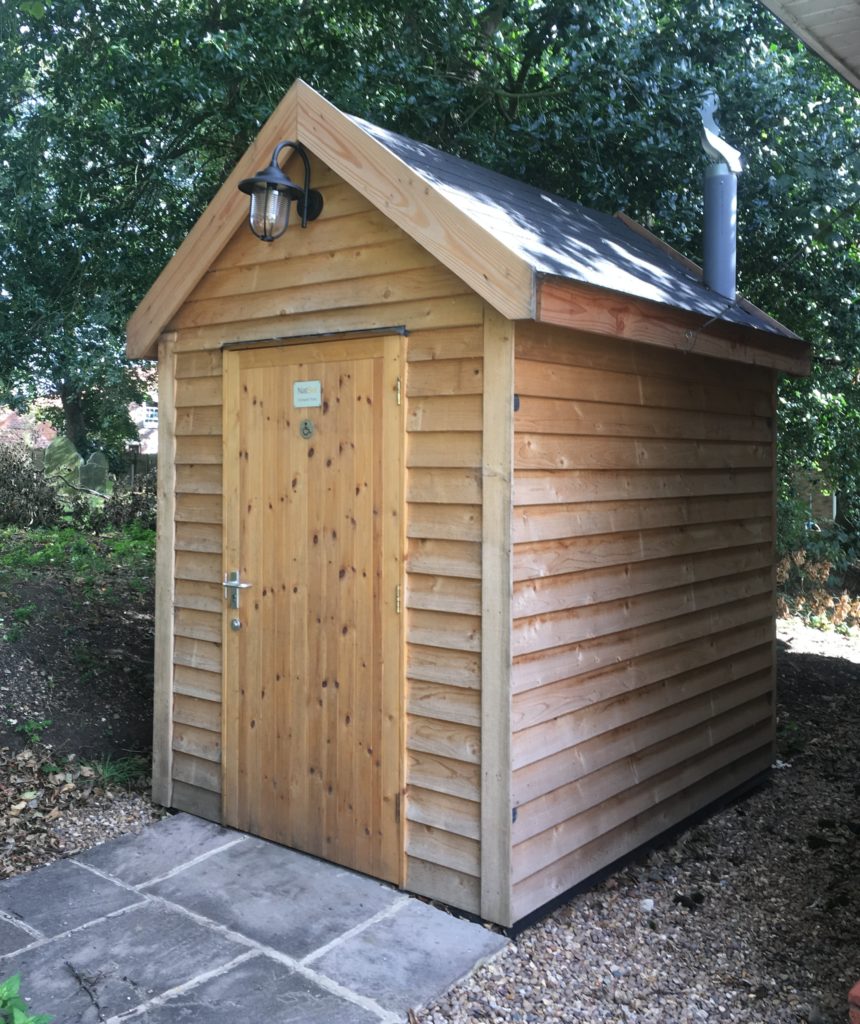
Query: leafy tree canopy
0 0 857 491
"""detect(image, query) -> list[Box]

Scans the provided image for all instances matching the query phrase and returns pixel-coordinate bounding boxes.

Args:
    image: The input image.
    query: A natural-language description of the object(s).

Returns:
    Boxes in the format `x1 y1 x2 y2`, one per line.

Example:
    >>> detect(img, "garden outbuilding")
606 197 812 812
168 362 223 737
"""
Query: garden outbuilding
127 80 810 927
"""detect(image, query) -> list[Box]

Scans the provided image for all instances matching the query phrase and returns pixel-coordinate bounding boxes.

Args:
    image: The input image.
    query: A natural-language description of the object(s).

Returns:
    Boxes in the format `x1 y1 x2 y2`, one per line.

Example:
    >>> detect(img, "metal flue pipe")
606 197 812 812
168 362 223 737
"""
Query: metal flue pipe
699 91 743 301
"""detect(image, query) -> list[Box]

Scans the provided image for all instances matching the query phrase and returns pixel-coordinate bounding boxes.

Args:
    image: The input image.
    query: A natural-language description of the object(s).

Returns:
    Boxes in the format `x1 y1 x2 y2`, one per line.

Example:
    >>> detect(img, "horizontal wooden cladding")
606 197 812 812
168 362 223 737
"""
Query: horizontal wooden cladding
173 721 221 763
407 786 480 841
175 436 222 465
174 664 221 702
407 395 483 432
514 321 773 393
408 681 481 725
408 505 481 543
175 551 221 584
171 780 222 823
172 294 485 353
195 237 438 303
406 823 480 877
511 743 772 919
513 519 771 582
407 715 481 764
176 494 222 525
173 265 470 332
174 580 222 614
176 464 222 496
175 376 221 408
512 684 772 846
406 857 480 916
406 539 481 579
515 434 770 472
406 749 480 802
212 206 401 272
174 635 221 674
536 277 809 376
511 715 772 886
407 574 481 615
514 468 772 506
408 609 481 652
175 407 222 437
514 544 772 619
511 622 772 740
175 608 221 646
408 432 482 469
176 522 221 554
407 468 482 505
407 358 483 397
406 645 481 688
513 567 771 658
512 658 772 779
513 493 772 544
407 326 483 362
173 693 221 732
514 395 771 443
512 591 773 695
513 647 773 793
173 751 221 793
175 350 222 379
516 358 773 418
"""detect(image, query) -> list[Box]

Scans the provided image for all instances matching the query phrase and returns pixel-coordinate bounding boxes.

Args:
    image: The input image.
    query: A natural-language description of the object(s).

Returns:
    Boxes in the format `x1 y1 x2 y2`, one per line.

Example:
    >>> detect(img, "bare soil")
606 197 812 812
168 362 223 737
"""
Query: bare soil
0 560 154 757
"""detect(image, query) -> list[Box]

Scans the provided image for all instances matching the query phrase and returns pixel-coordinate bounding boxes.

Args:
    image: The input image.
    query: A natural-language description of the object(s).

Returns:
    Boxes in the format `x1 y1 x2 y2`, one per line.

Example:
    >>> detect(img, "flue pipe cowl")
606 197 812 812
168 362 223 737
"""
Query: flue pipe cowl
699 91 743 302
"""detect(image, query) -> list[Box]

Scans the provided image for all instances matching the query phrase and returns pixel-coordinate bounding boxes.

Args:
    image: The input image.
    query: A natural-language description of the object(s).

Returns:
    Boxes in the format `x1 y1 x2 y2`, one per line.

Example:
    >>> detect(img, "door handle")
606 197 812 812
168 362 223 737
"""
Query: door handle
223 570 253 609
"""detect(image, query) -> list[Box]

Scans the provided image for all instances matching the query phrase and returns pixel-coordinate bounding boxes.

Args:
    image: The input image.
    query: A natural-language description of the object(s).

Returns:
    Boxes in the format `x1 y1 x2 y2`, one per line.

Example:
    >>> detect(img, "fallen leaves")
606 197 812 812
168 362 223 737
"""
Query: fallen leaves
0 746 141 877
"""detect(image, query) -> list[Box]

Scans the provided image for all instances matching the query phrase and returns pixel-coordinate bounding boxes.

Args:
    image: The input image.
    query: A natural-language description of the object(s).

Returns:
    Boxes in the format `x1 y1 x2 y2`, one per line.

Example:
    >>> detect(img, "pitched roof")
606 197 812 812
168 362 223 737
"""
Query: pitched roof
127 80 809 374
352 116 794 337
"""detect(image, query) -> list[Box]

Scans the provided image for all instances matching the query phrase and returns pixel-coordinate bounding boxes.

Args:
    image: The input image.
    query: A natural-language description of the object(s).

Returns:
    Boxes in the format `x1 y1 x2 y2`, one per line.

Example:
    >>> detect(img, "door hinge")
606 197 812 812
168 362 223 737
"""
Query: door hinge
395 376 402 405
395 584 401 614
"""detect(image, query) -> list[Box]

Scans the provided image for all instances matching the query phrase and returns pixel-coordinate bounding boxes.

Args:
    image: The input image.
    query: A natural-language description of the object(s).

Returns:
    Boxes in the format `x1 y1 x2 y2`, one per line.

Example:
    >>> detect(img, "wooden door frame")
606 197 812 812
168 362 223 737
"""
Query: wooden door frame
220 332 407 885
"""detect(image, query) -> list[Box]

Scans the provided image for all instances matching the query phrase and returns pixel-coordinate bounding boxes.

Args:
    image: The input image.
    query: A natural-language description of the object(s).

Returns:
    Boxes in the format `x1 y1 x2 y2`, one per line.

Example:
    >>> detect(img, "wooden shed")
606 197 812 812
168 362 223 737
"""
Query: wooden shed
126 80 810 927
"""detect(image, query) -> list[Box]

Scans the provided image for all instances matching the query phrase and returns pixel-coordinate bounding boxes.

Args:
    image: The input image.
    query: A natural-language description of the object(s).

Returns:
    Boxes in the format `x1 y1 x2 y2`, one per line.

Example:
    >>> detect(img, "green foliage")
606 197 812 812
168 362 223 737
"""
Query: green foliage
0 974 53 1024
13 719 51 745
0 524 155 591
0 0 856 480
0 444 63 528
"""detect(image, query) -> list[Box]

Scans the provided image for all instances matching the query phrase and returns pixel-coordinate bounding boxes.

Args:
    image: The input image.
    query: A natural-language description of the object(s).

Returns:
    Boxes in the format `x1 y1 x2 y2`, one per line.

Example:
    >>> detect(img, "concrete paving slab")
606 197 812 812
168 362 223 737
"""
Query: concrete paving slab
147 837 401 959
0 915 35 956
76 813 239 886
0 902 245 1024
131 953 381 1023
311 898 507 1014
0 859 140 937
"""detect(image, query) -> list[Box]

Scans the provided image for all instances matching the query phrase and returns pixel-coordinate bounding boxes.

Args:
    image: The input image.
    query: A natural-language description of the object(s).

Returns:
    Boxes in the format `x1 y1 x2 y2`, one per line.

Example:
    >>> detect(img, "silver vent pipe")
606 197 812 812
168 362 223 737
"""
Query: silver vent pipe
699 91 743 301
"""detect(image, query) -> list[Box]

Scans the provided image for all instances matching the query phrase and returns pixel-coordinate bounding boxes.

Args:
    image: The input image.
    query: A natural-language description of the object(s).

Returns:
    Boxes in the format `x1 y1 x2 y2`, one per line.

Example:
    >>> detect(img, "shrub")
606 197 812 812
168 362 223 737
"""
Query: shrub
81 472 157 532
0 974 53 1023
0 444 63 528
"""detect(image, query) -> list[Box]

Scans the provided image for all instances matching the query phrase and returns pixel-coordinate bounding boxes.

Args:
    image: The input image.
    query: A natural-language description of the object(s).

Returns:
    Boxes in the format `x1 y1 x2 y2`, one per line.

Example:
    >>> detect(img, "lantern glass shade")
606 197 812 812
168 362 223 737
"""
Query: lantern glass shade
248 184 291 241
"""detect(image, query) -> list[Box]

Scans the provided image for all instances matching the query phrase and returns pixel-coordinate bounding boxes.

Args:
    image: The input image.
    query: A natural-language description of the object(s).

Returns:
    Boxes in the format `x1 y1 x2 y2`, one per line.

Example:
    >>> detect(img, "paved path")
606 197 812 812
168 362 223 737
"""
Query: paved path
0 814 506 1022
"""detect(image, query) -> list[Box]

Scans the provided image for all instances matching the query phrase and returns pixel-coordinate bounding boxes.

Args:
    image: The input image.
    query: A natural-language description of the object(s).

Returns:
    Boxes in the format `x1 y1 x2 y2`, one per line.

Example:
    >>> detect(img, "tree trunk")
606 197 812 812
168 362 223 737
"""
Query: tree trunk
59 385 89 458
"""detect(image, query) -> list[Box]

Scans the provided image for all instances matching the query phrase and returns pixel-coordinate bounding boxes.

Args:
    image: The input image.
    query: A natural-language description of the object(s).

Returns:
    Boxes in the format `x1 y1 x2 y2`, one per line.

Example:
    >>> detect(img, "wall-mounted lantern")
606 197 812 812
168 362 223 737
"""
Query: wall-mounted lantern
238 141 323 242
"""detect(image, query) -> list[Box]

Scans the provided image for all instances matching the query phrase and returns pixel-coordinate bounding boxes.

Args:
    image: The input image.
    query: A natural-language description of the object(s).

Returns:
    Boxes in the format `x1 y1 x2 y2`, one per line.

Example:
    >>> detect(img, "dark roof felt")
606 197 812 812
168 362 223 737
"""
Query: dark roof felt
351 116 796 339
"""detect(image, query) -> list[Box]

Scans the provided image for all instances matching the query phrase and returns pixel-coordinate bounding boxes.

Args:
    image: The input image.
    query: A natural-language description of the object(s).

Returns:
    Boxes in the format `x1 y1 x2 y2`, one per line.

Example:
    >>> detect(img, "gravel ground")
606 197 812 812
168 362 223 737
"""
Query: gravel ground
0 618 856 1023
416 619 860 1024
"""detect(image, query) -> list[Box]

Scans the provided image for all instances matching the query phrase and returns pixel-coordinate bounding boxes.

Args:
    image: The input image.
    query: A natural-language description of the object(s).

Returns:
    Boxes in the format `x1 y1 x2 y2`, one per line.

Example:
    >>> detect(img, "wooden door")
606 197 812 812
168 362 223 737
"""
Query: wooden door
222 337 404 884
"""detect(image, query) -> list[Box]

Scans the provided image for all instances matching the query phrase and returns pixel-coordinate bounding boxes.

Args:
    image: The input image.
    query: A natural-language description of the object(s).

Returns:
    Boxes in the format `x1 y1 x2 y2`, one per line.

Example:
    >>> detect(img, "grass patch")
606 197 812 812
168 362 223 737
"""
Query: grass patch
0 524 155 596
83 754 150 789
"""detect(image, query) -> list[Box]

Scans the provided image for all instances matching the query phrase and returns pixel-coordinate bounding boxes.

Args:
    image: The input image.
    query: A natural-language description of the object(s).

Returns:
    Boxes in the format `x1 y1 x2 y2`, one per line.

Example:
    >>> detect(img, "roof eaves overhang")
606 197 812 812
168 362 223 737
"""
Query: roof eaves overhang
126 80 535 361
536 274 812 377
758 0 860 91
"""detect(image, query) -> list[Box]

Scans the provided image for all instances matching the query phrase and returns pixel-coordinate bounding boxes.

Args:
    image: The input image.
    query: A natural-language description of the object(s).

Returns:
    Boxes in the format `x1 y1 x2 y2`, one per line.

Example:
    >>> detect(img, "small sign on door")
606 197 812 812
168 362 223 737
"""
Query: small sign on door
293 380 322 408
